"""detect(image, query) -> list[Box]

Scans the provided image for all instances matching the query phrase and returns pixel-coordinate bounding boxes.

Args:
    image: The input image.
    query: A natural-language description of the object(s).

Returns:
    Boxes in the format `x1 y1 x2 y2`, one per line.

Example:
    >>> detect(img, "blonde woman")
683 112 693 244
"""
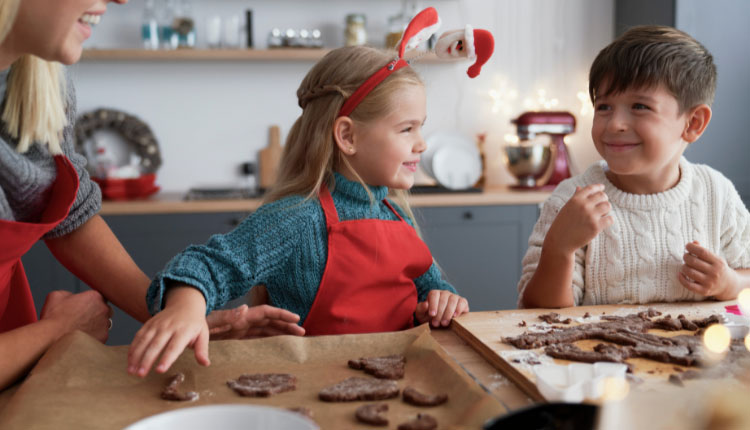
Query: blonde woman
0 0 303 390
128 45 470 378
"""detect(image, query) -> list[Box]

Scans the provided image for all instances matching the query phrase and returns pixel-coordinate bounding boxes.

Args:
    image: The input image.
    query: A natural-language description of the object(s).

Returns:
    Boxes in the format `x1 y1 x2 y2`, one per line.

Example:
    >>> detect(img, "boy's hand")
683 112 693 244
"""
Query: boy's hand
545 184 613 255
415 290 469 328
207 304 305 339
679 241 739 300
127 287 209 378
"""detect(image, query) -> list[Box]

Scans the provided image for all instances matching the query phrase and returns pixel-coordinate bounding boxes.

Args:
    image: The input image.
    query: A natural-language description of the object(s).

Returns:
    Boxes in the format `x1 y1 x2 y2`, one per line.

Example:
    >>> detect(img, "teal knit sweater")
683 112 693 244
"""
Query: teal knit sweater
147 173 457 324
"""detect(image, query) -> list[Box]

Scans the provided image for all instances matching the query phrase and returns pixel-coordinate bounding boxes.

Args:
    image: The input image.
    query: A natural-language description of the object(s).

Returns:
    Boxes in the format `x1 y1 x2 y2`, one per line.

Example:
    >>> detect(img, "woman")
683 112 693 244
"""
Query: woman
0 0 303 391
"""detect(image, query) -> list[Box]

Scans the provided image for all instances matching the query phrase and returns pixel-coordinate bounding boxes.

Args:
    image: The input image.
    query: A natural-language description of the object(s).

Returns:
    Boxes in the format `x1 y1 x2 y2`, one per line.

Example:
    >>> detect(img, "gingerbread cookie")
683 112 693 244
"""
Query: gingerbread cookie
355 403 389 426
348 354 406 379
227 373 297 397
319 377 399 402
402 387 448 407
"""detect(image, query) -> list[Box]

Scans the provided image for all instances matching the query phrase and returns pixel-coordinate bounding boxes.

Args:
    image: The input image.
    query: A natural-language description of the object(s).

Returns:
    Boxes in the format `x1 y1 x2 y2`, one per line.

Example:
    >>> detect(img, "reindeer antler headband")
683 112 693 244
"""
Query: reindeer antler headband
337 7 495 118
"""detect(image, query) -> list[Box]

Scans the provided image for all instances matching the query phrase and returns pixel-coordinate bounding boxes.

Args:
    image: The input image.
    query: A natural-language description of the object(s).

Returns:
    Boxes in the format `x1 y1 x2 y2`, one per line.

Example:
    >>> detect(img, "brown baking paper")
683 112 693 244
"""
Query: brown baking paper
0 325 505 429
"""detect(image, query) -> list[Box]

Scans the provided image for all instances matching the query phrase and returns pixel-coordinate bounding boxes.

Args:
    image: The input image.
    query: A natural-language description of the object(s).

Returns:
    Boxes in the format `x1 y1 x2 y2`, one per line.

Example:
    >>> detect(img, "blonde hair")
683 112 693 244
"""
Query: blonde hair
0 0 67 154
265 46 424 226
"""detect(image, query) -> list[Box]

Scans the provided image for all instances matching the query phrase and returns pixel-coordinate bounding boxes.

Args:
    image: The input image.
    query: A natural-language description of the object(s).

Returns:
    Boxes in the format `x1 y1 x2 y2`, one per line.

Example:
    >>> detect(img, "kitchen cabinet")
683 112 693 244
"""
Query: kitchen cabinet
21 204 539 344
22 212 250 346
414 205 538 312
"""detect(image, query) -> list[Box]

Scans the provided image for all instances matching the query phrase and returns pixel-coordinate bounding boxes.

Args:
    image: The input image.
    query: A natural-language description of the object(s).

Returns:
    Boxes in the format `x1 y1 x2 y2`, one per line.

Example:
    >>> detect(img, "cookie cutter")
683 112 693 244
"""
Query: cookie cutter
532 362 627 403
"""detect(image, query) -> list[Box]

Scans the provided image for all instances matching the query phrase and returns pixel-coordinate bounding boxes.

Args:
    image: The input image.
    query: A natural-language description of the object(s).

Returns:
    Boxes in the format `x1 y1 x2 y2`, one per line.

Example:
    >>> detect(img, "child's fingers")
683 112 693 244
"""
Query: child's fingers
426 290 441 317
128 326 158 375
576 183 605 197
680 264 708 285
685 241 717 263
455 297 470 316
683 252 712 274
134 330 175 377
431 293 450 327
678 272 709 296
439 295 461 326
193 328 210 367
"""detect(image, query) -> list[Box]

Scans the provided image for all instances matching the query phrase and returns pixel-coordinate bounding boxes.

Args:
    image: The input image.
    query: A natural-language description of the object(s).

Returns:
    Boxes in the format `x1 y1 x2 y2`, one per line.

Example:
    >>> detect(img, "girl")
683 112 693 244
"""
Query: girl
127 44 471 377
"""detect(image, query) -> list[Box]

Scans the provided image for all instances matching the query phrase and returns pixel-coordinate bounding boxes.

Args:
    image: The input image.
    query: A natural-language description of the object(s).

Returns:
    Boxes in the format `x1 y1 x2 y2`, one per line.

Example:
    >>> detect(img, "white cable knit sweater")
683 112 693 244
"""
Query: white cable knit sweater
518 157 750 306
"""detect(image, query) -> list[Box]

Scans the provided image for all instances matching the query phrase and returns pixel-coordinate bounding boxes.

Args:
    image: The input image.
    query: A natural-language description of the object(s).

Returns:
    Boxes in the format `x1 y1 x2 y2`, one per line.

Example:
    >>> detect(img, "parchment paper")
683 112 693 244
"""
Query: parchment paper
0 325 505 429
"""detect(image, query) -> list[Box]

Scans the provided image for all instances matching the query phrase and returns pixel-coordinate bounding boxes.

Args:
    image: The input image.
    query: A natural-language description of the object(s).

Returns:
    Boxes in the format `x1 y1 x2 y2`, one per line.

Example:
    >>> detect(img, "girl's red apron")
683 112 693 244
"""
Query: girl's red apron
0 155 79 332
302 185 433 335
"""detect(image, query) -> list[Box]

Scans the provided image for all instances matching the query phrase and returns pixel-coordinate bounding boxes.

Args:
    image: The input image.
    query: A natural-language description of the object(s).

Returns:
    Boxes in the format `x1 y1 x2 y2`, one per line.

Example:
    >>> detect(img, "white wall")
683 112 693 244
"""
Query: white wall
72 0 614 192
676 0 750 198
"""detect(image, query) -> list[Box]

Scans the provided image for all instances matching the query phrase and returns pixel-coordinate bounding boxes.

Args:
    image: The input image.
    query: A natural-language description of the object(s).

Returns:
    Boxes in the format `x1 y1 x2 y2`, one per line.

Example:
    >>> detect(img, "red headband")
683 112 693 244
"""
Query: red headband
337 7 440 118
338 58 409 117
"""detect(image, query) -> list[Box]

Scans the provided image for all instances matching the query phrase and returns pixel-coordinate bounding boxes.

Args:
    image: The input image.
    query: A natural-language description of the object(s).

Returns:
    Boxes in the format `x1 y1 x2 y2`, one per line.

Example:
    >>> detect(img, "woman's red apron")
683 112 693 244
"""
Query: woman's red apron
302 185 433 335
0 155 79 332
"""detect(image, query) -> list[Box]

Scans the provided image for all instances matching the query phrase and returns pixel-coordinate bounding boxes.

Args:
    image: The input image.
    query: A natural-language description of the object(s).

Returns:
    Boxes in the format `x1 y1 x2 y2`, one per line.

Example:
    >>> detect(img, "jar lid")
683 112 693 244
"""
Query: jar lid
346 13 366 24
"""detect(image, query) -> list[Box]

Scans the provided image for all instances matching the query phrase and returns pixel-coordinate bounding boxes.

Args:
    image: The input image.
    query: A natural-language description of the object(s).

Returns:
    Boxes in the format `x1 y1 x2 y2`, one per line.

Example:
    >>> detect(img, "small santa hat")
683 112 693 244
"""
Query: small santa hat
464 25 494 78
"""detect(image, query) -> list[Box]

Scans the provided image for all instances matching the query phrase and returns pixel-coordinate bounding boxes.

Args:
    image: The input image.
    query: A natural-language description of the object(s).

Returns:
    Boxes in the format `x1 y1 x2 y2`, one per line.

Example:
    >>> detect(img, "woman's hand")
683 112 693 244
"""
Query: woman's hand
206 304 305 340
679 241 740 300
127 287 209 378
545 184 613 256
415 290 469 328
39 290 113 343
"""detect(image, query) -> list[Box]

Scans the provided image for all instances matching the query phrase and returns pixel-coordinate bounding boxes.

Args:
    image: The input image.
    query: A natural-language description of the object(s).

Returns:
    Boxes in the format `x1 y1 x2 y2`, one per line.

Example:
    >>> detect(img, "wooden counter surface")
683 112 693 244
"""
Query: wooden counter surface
100 186 552 215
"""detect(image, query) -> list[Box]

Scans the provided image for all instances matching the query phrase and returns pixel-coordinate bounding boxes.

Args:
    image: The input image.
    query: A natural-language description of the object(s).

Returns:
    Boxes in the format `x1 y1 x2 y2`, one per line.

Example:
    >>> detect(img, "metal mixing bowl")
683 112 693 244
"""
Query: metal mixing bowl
503 144 551 188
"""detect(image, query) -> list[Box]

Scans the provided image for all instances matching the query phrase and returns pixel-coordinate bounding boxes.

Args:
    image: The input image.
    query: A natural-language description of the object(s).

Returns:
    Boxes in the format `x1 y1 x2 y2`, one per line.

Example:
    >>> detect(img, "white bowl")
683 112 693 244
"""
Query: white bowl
722 313 750 339
533 362 627 403
125 404 318 430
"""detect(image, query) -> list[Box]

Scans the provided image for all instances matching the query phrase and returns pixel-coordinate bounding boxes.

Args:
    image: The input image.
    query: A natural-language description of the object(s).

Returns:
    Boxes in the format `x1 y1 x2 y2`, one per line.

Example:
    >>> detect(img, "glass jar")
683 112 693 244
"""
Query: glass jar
141 0 159 50
386 0 416 49
344 13 366 46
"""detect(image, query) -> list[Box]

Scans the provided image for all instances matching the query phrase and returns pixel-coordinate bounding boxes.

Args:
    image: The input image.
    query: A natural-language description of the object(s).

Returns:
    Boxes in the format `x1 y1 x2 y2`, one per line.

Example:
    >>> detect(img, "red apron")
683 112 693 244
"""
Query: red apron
0 155 79 332
302 185 433 335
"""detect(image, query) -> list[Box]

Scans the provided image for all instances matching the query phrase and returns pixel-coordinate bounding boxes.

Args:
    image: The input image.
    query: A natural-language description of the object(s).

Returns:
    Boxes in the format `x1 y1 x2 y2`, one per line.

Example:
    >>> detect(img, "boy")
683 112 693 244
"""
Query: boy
518 26 750 308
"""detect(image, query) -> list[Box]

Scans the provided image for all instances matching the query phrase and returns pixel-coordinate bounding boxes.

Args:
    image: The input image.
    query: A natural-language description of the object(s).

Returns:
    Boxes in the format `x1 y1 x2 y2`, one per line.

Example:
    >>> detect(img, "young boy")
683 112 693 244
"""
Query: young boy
518 25 750 308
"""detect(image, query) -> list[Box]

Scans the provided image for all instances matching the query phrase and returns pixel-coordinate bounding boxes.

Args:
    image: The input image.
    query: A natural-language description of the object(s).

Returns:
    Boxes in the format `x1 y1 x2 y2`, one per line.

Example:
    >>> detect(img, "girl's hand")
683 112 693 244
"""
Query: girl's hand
679 241 739 300
545 184 613 256
40 290 113 343
207 304 305 340
127 287 209 378
415 290 469 328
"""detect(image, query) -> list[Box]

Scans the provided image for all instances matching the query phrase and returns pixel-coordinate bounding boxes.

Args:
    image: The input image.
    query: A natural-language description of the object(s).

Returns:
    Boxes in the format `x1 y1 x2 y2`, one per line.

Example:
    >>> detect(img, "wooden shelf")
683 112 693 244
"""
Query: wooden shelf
81 48 331 61
81 48 452 63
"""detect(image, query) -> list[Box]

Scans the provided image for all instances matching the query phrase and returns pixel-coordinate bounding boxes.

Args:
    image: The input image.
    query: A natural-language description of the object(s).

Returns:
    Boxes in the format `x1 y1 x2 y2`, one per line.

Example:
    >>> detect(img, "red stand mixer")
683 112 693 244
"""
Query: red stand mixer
512 111 576 188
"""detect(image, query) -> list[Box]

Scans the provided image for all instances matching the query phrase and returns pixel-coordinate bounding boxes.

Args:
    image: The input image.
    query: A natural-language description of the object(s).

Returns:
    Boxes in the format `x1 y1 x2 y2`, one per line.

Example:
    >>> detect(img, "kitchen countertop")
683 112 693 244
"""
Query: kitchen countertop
100 186 552 215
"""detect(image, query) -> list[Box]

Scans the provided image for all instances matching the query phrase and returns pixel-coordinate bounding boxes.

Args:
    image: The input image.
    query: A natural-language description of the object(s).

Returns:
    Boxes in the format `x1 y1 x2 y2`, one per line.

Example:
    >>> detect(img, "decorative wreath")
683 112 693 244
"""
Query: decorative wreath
74 108 162 174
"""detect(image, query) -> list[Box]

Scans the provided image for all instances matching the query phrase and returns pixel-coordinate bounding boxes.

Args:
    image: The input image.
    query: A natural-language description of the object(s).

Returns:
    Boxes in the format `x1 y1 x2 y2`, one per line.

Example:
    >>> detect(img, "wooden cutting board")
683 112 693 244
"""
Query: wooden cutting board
451 301 732 401
258 125 282 190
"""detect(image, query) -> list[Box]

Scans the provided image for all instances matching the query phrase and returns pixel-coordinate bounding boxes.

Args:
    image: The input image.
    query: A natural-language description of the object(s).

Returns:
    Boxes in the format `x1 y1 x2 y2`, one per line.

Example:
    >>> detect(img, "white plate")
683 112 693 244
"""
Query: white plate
125 404 318 430
421 132 479 183
431 144 482 190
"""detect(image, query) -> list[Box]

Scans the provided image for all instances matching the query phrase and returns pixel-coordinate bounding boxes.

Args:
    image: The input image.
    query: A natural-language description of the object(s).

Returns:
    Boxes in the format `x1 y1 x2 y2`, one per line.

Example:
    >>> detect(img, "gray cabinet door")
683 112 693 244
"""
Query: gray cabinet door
414 205 538 311
21 212 250 346
100 212 249 345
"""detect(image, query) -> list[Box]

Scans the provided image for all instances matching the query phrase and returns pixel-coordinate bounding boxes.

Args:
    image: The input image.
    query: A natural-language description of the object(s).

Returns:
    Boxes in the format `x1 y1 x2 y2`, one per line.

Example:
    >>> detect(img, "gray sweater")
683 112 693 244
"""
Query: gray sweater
0 68 101 238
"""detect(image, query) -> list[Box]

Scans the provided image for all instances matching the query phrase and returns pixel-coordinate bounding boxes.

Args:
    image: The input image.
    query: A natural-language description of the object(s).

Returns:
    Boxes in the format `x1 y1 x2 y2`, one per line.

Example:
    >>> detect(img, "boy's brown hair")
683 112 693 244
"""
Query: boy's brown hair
589 25 717 113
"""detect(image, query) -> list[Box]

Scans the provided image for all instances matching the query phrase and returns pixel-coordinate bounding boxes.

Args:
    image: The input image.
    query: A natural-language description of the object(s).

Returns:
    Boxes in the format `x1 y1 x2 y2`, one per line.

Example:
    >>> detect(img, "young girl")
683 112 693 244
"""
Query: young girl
127 34 484 376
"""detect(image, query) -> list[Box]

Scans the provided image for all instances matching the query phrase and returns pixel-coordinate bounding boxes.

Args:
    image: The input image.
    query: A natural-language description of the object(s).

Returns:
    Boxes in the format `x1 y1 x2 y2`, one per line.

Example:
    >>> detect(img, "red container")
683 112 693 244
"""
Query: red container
93 174 160 200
